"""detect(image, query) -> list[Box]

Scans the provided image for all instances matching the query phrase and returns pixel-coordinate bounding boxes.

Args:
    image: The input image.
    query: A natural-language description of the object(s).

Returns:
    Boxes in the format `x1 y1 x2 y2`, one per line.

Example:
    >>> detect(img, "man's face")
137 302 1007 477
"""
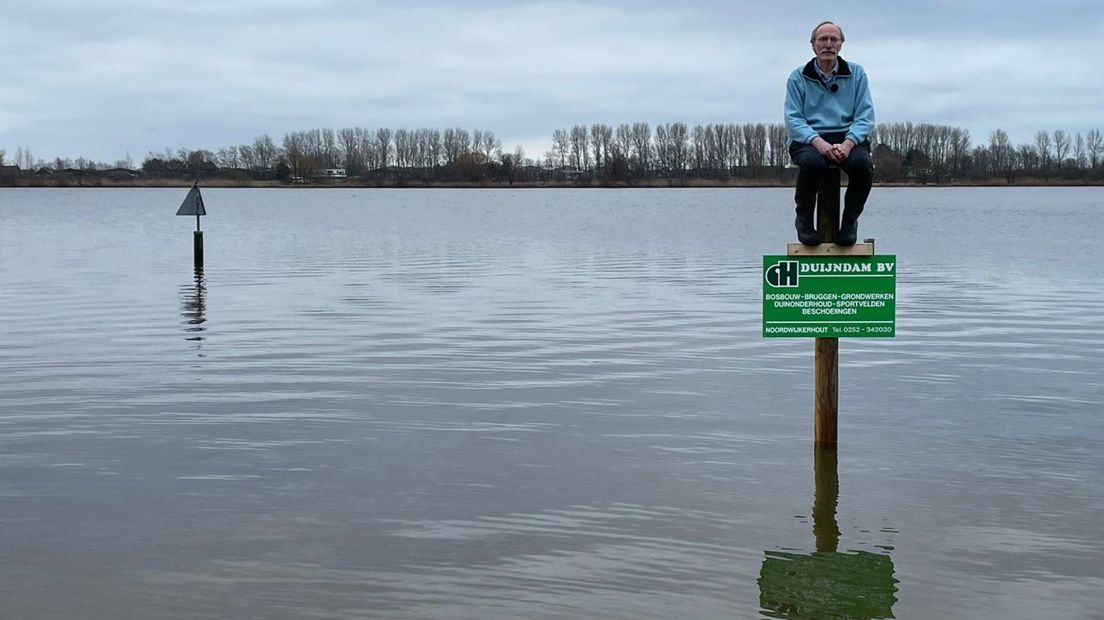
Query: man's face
811 24 843 64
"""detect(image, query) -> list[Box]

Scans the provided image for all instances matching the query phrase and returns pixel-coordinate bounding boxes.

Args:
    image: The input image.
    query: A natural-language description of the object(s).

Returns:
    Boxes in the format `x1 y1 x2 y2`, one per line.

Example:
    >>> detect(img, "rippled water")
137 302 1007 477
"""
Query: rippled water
1 187 1102 619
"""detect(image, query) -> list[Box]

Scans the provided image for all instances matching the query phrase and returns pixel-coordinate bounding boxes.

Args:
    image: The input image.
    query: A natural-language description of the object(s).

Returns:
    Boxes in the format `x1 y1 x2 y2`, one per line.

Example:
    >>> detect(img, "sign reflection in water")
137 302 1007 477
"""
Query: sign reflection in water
759 448 898 619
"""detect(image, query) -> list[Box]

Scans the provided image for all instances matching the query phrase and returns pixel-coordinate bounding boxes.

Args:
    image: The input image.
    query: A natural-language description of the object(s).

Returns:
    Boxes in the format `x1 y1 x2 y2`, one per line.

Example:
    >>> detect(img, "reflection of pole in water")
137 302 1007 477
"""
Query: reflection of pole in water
181 266 207 346
758 445 898 618
813 445 840 553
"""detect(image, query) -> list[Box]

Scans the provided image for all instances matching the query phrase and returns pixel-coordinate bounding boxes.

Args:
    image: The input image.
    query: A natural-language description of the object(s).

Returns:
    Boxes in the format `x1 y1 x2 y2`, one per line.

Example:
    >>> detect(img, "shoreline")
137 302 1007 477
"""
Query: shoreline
2 178 1101 189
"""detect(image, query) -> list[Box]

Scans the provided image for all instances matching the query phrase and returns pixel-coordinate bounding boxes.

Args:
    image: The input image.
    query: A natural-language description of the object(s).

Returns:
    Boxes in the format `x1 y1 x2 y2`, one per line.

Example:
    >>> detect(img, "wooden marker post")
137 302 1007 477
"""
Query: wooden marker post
176 182 207 270
816 167 841 244
815 169 839 444
814 337 838 444
784 239 877 445
783 170 874 446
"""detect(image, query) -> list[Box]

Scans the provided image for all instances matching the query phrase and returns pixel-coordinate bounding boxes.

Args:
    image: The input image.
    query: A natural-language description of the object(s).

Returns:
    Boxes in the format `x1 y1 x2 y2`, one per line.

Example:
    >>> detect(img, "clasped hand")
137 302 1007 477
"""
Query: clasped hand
813 138 853 164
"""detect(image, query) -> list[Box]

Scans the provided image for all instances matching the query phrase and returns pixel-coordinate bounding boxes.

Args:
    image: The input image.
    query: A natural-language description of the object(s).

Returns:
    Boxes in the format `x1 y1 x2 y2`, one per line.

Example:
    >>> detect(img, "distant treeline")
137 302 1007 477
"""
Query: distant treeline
540 122 1104 183
2 122 1102 186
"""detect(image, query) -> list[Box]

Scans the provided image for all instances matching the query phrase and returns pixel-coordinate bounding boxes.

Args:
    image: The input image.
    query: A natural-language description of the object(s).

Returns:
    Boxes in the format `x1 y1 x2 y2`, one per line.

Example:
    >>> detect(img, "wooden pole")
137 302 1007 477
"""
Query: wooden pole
815 168 840 445
816 167 841 243
814 338 838 444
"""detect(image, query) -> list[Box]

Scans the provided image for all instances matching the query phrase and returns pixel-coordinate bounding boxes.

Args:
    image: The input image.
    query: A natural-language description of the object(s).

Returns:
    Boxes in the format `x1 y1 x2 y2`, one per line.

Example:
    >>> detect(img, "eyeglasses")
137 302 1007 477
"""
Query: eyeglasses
814 36 841 44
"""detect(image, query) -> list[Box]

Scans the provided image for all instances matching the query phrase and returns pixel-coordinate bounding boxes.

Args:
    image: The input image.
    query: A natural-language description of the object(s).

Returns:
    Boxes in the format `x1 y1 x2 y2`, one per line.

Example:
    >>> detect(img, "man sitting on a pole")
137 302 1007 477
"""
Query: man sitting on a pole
784 20 875 247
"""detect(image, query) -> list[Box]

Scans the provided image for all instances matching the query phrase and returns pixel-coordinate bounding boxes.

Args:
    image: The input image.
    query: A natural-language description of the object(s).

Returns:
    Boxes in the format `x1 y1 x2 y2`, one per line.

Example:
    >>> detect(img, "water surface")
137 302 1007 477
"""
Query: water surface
1 187 1102 618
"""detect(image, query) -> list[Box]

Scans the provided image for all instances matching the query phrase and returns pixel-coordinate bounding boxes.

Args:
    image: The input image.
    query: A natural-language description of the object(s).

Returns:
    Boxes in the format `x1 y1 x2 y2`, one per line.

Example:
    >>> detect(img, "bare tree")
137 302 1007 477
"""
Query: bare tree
339 128 361 173
879 122 919 158
717 124 741 172
767 123 787 168
356 127 376 169
320 127 338 168
1017 143 1038 173
376 128 393 168
742 123 767 167
393 128 411 168
238 144 257 171
551 128 569 169
988 129 1012 176
654 124 671 174
456 128 472 155
589 124 610 171
630 123 652 174
1053 129 1070 169
471 129 484 160
949 127 970 176
1086 128 1103 168
254 134 278 170
614 124 633 161
672 122 690 174
16 145 35 170
300 129 323 167
443 128 461 164
703 125 724 172
282 131 316 177
426 129 443 167
690 125 706 175
1035 131 1052 172
930 125 951 181
479 130 501 163
410 129 429 168
216 146 240 169
569 125 588 170
969 145 990 178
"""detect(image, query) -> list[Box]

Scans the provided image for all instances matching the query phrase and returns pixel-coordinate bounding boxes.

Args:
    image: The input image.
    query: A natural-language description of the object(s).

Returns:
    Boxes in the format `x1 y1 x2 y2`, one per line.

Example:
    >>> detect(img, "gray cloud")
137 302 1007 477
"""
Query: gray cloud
2 0 1100 163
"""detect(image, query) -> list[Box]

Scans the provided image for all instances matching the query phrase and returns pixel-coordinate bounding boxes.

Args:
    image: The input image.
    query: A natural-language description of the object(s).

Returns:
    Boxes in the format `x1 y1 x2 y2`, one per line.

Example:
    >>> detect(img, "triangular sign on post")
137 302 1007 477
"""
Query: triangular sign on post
176 184 207 216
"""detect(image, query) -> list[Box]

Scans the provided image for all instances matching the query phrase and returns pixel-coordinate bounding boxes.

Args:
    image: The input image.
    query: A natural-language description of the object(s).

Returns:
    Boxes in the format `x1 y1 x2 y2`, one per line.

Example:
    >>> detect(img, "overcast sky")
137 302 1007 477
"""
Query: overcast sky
3 0 1101 164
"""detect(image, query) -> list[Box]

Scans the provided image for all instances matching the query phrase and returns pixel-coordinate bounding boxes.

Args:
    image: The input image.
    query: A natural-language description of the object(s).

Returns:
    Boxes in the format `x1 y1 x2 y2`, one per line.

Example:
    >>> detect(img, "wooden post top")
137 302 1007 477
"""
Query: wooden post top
787 242 874 257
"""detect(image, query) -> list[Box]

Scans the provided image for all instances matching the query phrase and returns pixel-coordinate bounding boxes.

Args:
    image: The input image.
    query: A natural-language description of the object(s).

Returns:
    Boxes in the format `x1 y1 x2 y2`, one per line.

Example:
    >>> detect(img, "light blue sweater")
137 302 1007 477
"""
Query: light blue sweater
784 57 875 146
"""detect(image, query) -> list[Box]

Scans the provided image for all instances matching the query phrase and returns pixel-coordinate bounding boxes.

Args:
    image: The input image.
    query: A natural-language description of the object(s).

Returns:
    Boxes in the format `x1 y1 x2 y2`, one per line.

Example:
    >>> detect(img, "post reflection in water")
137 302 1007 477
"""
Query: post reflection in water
758 447 898 620
180 266 207 353
813 445 841 553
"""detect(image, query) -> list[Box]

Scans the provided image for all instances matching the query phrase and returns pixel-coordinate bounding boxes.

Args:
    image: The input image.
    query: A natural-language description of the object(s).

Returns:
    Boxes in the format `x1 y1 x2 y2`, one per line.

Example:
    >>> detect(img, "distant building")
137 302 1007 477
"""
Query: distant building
103 168 140 181
317 168 347 179
363 167 398 182
217 167 253 181
0 165 20 185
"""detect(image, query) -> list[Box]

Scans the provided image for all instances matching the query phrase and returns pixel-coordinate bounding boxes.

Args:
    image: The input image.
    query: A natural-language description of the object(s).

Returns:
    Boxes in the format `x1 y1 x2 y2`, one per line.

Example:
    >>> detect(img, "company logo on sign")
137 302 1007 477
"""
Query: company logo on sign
764 260 799 288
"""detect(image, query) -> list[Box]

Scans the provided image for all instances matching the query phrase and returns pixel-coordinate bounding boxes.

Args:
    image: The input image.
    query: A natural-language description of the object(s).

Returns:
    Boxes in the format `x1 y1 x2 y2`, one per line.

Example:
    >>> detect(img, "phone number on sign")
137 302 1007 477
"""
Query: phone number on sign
833 325 893 334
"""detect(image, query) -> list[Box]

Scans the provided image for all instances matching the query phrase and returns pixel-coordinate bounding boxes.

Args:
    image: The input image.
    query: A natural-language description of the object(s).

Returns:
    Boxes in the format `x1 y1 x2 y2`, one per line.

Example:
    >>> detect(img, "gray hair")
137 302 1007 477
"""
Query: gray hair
810 21 845 43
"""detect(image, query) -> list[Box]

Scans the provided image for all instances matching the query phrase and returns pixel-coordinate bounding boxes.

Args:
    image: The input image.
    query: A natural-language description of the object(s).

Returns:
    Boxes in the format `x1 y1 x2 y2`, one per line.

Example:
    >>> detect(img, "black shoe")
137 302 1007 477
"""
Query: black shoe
837 218 858 246
795 215 821 246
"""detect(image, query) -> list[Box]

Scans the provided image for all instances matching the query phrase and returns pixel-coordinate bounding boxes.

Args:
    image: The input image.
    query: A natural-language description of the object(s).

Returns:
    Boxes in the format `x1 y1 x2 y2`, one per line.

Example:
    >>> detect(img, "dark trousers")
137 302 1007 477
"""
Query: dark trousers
789 132 873 222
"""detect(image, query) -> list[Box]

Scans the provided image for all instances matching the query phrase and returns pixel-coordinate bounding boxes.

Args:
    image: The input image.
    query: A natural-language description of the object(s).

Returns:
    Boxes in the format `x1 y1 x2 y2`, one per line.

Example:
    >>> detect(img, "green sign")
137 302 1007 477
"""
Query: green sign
763 255 896 338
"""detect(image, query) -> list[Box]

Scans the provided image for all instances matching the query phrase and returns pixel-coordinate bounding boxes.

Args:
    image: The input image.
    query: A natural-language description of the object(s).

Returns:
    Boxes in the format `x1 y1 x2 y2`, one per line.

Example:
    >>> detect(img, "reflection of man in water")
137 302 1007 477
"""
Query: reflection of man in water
784 21 875 247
